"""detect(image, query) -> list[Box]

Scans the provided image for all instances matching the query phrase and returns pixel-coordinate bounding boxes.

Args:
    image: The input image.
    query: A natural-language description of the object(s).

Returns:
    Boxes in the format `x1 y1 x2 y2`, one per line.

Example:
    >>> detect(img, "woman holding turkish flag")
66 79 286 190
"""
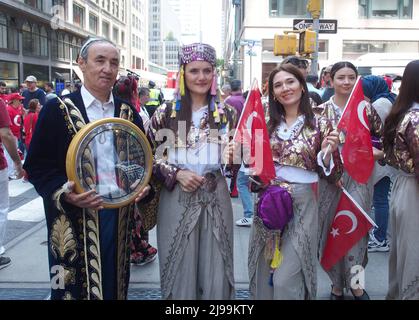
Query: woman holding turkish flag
383 59 419 300
317 61 383 300
248 63 342 300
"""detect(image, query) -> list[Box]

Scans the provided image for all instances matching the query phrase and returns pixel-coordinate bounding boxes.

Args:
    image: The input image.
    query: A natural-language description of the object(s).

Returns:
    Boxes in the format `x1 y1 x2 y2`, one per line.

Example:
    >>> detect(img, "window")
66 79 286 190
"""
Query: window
22 22 32 55
359 0 412 19
0 14 18 51
58 33 64 59
343 40 419 59
269 0 323 17
64 34 70 60
51 32 58 59
102 21 110 39
121 31 125 46
89 13 98 33
0 13 7 49
24 0 43 10
40 26 48 57
73 4 85 28
113 27 119 43
52 0 66 21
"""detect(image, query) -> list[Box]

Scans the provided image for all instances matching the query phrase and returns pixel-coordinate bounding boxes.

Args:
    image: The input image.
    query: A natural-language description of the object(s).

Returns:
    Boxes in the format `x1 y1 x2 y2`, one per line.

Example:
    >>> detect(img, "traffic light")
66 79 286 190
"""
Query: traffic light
299 29 316 55
307 0 321 19
274 34 297 56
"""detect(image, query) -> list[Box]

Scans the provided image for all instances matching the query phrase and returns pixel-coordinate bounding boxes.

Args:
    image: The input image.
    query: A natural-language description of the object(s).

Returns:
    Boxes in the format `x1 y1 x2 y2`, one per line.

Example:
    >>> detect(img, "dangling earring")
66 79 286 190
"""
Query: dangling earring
210 70 217 96
179 65 185 96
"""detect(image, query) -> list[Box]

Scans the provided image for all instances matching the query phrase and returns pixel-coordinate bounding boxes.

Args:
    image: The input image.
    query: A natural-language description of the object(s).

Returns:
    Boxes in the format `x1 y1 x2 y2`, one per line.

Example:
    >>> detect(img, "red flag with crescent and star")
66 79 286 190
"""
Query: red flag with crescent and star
337 77 374 184
233 85 275 185
320 189 375 271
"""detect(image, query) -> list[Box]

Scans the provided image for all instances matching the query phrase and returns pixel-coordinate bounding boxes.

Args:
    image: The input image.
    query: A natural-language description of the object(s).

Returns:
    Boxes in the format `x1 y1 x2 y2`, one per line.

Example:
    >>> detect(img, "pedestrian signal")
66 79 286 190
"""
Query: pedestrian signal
299 29 316 55
274 34 297 56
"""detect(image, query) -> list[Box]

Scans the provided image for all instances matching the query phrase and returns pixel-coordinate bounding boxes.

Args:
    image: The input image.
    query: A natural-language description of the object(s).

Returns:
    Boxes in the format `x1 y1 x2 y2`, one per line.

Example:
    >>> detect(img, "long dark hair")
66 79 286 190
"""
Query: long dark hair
267 64 314 135
330 61 358 80
383 59 419 154
170 66 216 135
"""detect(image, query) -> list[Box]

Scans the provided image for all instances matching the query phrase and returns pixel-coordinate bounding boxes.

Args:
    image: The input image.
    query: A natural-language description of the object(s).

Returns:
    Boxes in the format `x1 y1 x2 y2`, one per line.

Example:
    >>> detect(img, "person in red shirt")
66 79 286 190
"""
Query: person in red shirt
23 99 40 150
0 97 24 269
5 93 24 179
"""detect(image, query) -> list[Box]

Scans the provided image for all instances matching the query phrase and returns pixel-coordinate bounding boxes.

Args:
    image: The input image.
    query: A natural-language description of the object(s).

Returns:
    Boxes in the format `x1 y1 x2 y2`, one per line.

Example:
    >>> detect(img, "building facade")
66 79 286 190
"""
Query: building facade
223 0 419 88
128 0 149 73
0 0 132 89
148 0 181 71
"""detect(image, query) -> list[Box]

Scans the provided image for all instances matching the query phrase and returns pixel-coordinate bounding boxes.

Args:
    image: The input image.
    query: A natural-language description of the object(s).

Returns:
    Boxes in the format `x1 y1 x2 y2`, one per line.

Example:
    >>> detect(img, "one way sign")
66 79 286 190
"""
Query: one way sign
293 19 338 34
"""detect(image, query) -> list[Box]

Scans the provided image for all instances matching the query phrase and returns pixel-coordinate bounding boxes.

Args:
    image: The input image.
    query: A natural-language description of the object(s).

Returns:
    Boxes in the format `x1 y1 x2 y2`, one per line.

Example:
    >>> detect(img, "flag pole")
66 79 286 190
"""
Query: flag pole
322 76 362 161
223 78 259 173
231 78 259 143
340 186 377 228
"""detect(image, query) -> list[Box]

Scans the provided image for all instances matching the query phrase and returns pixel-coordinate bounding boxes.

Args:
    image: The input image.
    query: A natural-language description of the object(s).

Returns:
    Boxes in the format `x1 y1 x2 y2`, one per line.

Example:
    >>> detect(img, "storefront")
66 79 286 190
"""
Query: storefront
0 60 19 89
23 63 48 87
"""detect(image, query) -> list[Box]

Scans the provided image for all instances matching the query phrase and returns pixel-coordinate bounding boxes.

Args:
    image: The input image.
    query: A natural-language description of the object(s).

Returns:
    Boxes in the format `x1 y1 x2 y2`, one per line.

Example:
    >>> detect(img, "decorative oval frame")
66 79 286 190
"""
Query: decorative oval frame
66 118 153 209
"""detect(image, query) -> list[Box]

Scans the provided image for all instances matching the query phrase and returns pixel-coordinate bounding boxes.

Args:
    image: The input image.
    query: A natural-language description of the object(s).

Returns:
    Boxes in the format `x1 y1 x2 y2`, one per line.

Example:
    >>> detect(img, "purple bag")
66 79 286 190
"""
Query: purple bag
371 136 382 150
257 185 293 231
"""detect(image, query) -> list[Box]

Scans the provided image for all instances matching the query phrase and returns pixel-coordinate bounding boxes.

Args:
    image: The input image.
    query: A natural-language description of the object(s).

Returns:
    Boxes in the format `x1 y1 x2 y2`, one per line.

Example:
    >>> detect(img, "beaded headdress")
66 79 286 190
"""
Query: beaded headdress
174 43 220 122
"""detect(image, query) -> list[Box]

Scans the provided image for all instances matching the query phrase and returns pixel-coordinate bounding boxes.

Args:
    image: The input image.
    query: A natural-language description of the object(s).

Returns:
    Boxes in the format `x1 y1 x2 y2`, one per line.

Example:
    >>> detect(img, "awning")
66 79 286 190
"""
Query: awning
72 65 84 83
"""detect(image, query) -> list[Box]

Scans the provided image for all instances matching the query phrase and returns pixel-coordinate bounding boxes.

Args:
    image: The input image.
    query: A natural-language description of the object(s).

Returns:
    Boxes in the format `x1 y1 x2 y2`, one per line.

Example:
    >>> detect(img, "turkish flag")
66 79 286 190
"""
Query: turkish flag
337 78 374 184
234 87 275 185
320 190 375 271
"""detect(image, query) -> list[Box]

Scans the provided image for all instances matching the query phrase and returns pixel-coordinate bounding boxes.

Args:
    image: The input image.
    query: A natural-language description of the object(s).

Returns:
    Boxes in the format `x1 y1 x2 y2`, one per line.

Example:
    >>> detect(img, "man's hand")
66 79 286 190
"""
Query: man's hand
176 169 204 193
63 181 104 210
134 185 151 203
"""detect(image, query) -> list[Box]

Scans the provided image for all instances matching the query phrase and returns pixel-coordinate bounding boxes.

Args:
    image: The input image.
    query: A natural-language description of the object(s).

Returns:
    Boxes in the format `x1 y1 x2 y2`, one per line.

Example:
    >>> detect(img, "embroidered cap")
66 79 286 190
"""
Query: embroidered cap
179 43 217 67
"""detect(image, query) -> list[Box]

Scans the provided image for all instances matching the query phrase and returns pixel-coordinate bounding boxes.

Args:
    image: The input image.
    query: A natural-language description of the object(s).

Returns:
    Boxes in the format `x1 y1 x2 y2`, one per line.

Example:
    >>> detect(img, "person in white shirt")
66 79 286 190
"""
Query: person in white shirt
23 37 151 300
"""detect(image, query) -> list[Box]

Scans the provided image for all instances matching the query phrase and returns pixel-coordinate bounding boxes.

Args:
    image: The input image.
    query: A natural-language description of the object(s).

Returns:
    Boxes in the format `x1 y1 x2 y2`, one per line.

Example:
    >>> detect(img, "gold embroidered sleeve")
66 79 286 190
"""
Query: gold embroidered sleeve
366 102 383 138
405 112 419 182
148 103 179 190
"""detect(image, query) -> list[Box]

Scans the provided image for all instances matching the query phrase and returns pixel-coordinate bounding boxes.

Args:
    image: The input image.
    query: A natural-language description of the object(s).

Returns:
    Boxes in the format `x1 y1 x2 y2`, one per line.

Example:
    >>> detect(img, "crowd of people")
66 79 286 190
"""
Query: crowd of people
0 37 417 301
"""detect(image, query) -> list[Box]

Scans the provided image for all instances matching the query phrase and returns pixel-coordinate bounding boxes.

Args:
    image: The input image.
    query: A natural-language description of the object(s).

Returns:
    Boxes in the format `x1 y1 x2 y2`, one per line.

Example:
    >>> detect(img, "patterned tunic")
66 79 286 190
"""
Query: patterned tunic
248 115 342 300
317 97 383 144
317 96 383 291
149 102 238 188
270 115 342 181
149 102 238 299
385 106 419 183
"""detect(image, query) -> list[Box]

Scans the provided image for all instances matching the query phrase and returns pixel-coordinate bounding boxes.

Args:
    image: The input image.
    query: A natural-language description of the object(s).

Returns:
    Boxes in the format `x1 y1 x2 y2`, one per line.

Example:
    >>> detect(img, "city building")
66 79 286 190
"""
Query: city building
148 0 181 71
0 0 130 90
223 0 419 88
128 0 149 74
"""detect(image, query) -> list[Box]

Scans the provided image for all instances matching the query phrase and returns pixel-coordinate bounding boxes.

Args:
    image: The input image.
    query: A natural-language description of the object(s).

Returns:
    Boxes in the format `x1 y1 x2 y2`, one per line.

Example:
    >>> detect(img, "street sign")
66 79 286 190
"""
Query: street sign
293 19 338 34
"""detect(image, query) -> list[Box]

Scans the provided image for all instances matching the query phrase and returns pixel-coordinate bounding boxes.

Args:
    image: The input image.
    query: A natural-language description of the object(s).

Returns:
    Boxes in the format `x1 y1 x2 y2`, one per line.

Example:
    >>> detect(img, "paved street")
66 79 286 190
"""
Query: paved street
0 179 390 300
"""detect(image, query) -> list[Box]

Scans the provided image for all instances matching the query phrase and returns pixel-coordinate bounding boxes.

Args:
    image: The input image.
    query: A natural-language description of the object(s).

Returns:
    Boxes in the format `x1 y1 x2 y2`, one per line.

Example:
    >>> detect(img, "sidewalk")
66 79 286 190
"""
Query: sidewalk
0 192 389 299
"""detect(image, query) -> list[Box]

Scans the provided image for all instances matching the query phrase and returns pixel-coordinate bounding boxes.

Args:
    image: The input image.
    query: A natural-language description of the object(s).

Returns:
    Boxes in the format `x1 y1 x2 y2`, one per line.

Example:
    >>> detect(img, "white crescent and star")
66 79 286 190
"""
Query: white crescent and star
13 115 21 127
245 111 259 131
357 101 369 130
330 210 358 237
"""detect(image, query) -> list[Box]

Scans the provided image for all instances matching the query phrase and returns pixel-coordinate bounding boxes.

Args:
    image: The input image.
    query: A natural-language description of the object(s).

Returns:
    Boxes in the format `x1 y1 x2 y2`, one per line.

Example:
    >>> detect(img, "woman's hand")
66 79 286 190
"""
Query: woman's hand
176 170 204 193
134 185 151 203
222 141 242 165
321 130 340 165
372 147 384 161
63 181 104 210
